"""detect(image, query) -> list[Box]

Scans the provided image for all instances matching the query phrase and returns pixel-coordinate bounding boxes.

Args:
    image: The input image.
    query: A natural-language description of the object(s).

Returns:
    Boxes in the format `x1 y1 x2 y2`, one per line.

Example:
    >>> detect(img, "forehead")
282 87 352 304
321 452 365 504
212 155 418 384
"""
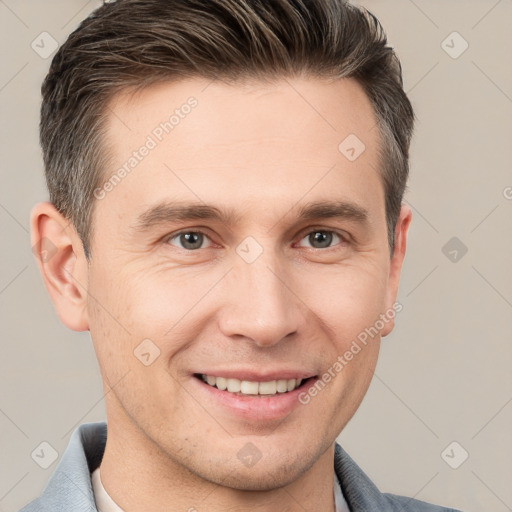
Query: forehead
96 76 383 228
107 75 379 146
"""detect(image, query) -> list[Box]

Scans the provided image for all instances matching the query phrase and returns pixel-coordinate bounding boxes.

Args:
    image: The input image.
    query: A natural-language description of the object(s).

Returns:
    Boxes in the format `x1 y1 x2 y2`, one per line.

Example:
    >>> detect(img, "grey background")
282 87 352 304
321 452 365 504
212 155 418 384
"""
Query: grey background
1 1 511 511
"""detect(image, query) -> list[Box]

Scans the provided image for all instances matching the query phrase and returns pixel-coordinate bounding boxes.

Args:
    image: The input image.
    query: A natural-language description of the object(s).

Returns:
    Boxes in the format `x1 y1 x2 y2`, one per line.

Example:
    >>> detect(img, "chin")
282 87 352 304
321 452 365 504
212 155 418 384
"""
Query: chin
186 441 324 491
205 461 308 491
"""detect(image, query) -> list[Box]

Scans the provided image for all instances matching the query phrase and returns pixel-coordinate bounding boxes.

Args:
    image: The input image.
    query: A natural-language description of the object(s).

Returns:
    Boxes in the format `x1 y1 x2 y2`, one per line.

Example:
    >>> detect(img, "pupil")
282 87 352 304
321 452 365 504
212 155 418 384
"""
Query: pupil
182 232 202 249
311 231 331 248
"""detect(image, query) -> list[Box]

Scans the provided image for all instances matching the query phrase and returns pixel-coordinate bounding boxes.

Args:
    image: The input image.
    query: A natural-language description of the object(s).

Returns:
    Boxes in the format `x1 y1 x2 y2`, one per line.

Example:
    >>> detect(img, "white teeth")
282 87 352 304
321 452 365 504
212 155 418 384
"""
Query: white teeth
287 379 296 392
259 380 277 395
200 375 304 395
216 377 227 391
240 380 259 395
227 378 241 393
276 379 288 393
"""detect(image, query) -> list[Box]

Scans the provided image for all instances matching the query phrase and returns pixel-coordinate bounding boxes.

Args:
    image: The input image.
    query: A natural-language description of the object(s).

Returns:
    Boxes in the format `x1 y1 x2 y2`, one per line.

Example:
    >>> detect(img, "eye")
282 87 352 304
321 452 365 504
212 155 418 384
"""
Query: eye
166 230 212 250
296 230 345 249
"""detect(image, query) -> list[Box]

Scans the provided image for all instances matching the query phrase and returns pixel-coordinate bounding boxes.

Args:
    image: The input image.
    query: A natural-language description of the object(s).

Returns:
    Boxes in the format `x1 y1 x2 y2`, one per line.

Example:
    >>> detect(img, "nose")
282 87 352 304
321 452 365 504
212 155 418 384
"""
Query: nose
217 246 306 348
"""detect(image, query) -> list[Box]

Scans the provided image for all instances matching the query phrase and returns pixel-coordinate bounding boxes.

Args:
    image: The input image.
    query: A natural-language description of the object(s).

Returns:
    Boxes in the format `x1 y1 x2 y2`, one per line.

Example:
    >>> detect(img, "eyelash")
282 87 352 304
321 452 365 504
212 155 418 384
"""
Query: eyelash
164 228 349 251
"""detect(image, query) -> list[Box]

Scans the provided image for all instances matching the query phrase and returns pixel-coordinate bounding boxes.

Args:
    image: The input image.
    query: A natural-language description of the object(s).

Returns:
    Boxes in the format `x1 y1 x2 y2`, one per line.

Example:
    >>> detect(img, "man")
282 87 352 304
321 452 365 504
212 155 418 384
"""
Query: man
22 0 463 510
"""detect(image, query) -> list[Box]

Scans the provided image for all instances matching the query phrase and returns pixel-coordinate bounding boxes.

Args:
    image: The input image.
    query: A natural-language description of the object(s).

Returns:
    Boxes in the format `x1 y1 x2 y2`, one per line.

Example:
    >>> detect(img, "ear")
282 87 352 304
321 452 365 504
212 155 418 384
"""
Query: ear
381 203 412 337
30 202 90 331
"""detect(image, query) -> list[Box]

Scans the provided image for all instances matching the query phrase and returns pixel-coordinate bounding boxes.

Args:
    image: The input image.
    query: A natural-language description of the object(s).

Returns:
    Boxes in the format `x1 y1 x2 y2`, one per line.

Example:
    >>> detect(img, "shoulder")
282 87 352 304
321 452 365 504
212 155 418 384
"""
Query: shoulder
334 442 464 512
383 493 463 511
16 422 107 512
17 499 41 512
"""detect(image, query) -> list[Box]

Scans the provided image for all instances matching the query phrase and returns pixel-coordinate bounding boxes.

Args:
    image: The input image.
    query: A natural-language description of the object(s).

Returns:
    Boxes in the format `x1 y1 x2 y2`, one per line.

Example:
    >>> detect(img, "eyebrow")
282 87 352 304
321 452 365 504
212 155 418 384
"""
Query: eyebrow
131 199 369 233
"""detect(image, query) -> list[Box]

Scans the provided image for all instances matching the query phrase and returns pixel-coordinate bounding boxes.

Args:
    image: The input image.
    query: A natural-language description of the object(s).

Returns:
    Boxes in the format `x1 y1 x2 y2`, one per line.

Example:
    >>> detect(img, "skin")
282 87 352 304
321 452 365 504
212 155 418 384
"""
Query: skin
31 75 412 512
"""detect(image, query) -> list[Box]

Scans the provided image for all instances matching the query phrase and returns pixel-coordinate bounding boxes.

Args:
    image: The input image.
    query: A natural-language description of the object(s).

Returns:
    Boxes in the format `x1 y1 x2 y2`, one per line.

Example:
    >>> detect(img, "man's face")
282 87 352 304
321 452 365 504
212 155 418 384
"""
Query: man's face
86 76 406 489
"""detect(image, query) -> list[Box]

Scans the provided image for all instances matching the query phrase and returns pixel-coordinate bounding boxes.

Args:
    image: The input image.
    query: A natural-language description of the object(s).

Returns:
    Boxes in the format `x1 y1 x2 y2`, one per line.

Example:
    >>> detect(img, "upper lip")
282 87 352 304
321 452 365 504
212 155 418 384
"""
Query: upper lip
194 370 317 381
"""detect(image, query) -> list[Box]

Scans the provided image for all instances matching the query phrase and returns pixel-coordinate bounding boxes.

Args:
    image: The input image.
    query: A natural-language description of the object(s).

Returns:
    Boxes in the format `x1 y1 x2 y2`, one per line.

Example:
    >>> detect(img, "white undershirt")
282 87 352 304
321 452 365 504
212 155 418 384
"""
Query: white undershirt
91 467 123 512
91 466 349 512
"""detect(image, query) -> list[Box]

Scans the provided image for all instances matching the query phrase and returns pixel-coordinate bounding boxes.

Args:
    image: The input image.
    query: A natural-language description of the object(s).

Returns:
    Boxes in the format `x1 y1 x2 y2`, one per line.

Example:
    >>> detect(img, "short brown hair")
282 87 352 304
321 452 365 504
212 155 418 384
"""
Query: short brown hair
40 0 414 258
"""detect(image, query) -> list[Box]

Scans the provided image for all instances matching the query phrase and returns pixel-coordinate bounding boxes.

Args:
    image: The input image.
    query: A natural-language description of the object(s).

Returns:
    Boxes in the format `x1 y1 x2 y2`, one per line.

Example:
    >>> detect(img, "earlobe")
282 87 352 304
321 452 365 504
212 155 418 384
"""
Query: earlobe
30 202 90 331
381 203 412 337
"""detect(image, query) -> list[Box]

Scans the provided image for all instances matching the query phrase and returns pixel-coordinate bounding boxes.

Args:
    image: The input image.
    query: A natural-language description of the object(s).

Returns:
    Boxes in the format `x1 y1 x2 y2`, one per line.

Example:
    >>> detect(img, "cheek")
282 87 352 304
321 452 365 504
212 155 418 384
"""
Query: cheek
296 259 390 344
87 264 222 383
118 263 219 323
90 262 185 338
86 267 156 386
87 277 184 422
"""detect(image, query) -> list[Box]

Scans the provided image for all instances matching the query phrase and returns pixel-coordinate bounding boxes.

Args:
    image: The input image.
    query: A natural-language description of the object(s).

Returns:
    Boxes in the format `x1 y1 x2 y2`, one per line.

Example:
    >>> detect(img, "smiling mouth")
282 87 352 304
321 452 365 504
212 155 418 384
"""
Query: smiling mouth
194 373 315 397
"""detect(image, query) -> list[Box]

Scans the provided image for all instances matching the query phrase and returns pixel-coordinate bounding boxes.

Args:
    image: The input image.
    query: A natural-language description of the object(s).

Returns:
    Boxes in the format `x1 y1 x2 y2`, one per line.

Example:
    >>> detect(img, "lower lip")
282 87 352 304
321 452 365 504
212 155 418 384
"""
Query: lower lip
190 375 317 422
